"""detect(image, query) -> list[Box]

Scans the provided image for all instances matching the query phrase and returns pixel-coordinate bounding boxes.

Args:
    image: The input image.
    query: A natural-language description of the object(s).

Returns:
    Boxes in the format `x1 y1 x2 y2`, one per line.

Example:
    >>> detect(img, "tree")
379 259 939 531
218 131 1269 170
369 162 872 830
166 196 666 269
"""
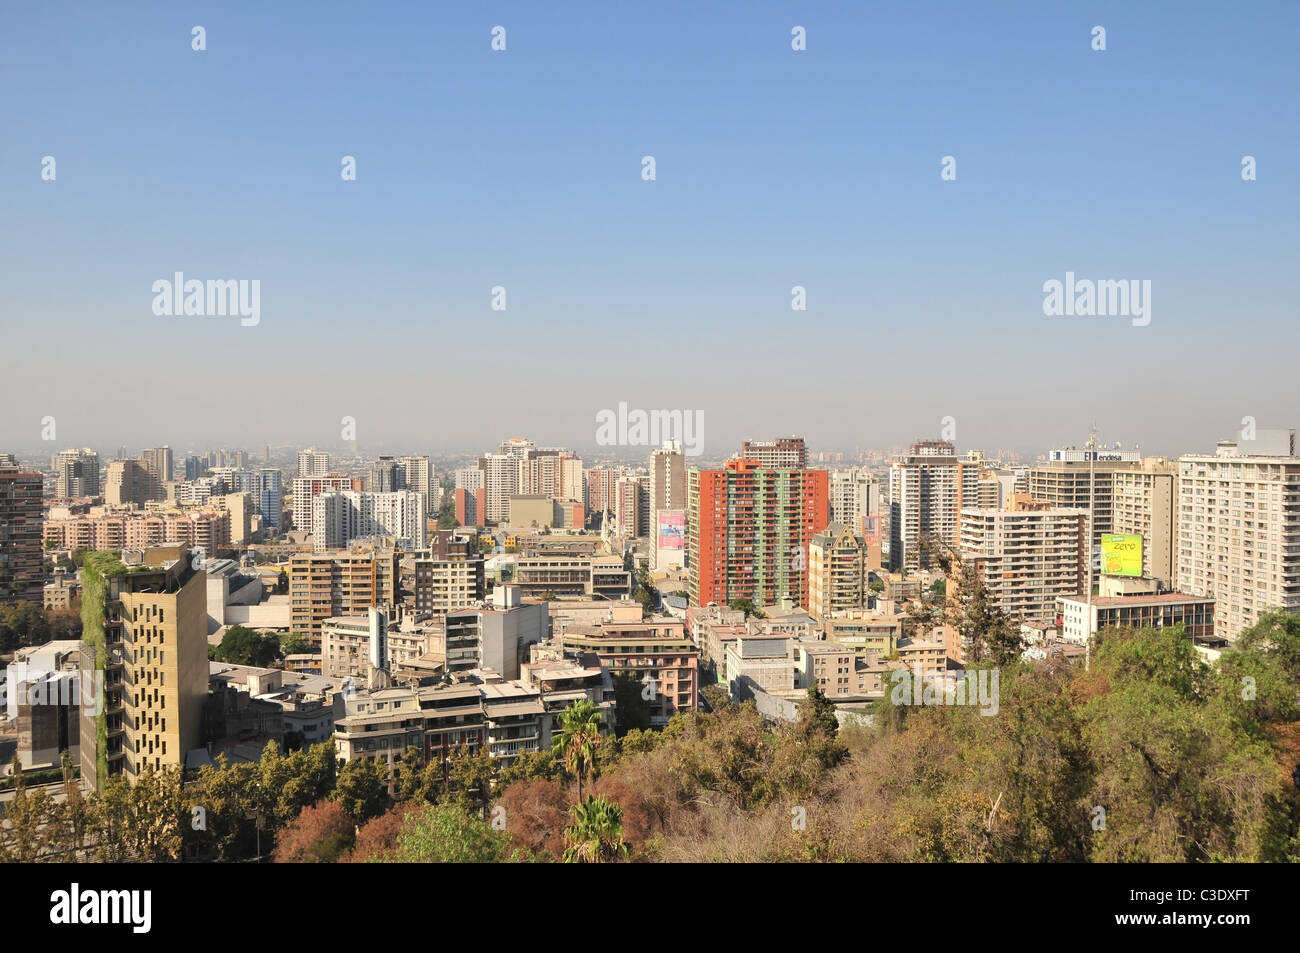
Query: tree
950 571 1022 665
563 795 630 863
496 747 561 787
0 757 60 861
728 598 764 619
272 799 354 863
276 570 289 594
498 778 570 859
279 632 311 657
622 551 634 573
612 671 652 735
552 699 604 800
344 803 418 862
333 758 389 825
383 803 521 862
444 745 496 818
212 625 282 667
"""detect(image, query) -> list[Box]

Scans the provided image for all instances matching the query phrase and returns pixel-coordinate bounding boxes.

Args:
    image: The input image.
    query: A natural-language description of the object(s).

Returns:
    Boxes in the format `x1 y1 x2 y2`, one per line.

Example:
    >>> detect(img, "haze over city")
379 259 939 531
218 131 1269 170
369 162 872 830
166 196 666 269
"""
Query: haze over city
3 1 1297 455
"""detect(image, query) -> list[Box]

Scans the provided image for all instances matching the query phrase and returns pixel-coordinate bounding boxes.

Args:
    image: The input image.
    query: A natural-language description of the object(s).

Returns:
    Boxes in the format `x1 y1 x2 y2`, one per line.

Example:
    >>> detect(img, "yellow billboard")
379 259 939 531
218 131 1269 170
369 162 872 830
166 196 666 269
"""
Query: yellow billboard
1101 534 1142 577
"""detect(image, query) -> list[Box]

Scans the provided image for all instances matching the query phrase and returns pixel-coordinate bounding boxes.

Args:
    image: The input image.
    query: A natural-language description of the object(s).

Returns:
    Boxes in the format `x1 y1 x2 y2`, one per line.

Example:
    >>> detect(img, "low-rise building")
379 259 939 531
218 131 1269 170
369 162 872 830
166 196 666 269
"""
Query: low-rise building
560 619 699 726
1057 592 1217 646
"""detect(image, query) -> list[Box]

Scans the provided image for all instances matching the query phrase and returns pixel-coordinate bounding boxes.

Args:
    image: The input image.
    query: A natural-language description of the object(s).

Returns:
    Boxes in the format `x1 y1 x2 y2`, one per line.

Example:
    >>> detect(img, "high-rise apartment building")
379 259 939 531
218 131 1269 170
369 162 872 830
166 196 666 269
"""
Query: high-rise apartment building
78 545 209 790
368 456 407 493
139 446 173 485
311 490 427 552
478 453 520 524
584 465 627 524
289 550 401 644
650 441 687 514
740 437 806 469
401 455 436 516
958 497 1088 622
829 467 880 534
1112 458 1179 588
292 475 362 531
105 459 165 506
413 554 485 619
1030 447 1141 549
297 447 331 477
0 465 44 604
688 460 830 609
1177 433 1300 641
808 523 869 622
614 476 648 539
54 448 100 499
887 440 978 571
650 441 687 569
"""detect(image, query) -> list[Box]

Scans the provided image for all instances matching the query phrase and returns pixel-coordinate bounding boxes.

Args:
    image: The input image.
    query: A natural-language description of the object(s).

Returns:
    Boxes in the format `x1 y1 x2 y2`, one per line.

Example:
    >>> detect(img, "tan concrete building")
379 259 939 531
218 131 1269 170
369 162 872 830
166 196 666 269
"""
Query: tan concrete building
792 640 857 698
808 523 868 621
289 550 400 645
820 608 902 659
1030 447 1141 548
412 554 484 619
78 545 209 789
1112 457 1178 587
560 620 699 726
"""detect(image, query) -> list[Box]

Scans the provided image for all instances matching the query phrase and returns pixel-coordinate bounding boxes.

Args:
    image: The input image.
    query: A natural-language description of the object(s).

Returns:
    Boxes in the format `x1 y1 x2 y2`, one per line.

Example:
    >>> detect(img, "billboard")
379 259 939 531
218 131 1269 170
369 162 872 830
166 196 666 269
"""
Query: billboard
861 515 880 543
656 511 685 550
1101 534 1142 577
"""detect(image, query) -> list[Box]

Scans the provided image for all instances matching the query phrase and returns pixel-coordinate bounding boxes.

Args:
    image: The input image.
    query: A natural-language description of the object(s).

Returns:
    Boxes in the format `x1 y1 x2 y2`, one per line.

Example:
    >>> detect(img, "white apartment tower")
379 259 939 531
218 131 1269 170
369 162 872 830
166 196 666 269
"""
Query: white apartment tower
54 448 100 499
298 447 331 477
1177 432 1300 641
888 440 978 571
829 467 880 535
312 490 428 552
959 500 1088 622
401 455 436 515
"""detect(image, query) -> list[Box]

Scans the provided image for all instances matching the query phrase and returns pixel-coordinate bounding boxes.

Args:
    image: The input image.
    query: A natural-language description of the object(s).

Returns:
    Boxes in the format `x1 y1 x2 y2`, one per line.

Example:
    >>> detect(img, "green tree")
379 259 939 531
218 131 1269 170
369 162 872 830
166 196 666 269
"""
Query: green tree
443 745 496 818
951 572 1022 665
383 803 521 862
279 632 312 656
552 699 604 800
496 747 561 787
212 625 282 667
333 758 390 825
0 757 60 861
728 597 764 619
562 795 630 863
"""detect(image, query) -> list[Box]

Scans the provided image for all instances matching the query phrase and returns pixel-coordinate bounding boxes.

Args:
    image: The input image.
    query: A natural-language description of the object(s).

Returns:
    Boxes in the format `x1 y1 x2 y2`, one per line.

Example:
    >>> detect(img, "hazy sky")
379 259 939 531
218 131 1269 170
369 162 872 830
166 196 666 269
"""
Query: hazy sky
2 1 1297 461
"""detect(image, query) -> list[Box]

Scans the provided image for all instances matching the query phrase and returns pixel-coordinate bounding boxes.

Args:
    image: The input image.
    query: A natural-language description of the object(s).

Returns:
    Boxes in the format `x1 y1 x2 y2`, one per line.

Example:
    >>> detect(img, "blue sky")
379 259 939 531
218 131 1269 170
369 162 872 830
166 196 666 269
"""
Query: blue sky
2 1 1297 459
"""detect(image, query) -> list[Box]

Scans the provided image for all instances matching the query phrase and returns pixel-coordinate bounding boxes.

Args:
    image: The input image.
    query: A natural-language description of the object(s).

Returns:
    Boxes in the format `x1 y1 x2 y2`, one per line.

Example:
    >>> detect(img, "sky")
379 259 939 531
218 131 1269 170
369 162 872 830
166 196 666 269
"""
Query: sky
2 1 1297 461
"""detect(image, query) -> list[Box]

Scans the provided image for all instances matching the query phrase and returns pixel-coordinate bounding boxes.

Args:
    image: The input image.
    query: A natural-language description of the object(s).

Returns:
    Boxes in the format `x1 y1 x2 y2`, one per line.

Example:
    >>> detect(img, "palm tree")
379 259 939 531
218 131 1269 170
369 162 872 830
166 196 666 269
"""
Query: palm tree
551 699 603 800
562 795 629 863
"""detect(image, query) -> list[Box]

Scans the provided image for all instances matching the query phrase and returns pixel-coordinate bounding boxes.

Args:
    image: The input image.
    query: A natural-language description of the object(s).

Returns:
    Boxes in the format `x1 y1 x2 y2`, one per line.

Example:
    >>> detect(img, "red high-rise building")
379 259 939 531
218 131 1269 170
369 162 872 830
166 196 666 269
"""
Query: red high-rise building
687 459 829 609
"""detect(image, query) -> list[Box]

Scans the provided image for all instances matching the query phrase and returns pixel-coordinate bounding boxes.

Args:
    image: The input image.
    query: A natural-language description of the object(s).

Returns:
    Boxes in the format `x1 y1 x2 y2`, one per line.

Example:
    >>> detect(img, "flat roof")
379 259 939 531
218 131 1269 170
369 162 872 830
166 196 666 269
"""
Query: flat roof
1063 593 1217 608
